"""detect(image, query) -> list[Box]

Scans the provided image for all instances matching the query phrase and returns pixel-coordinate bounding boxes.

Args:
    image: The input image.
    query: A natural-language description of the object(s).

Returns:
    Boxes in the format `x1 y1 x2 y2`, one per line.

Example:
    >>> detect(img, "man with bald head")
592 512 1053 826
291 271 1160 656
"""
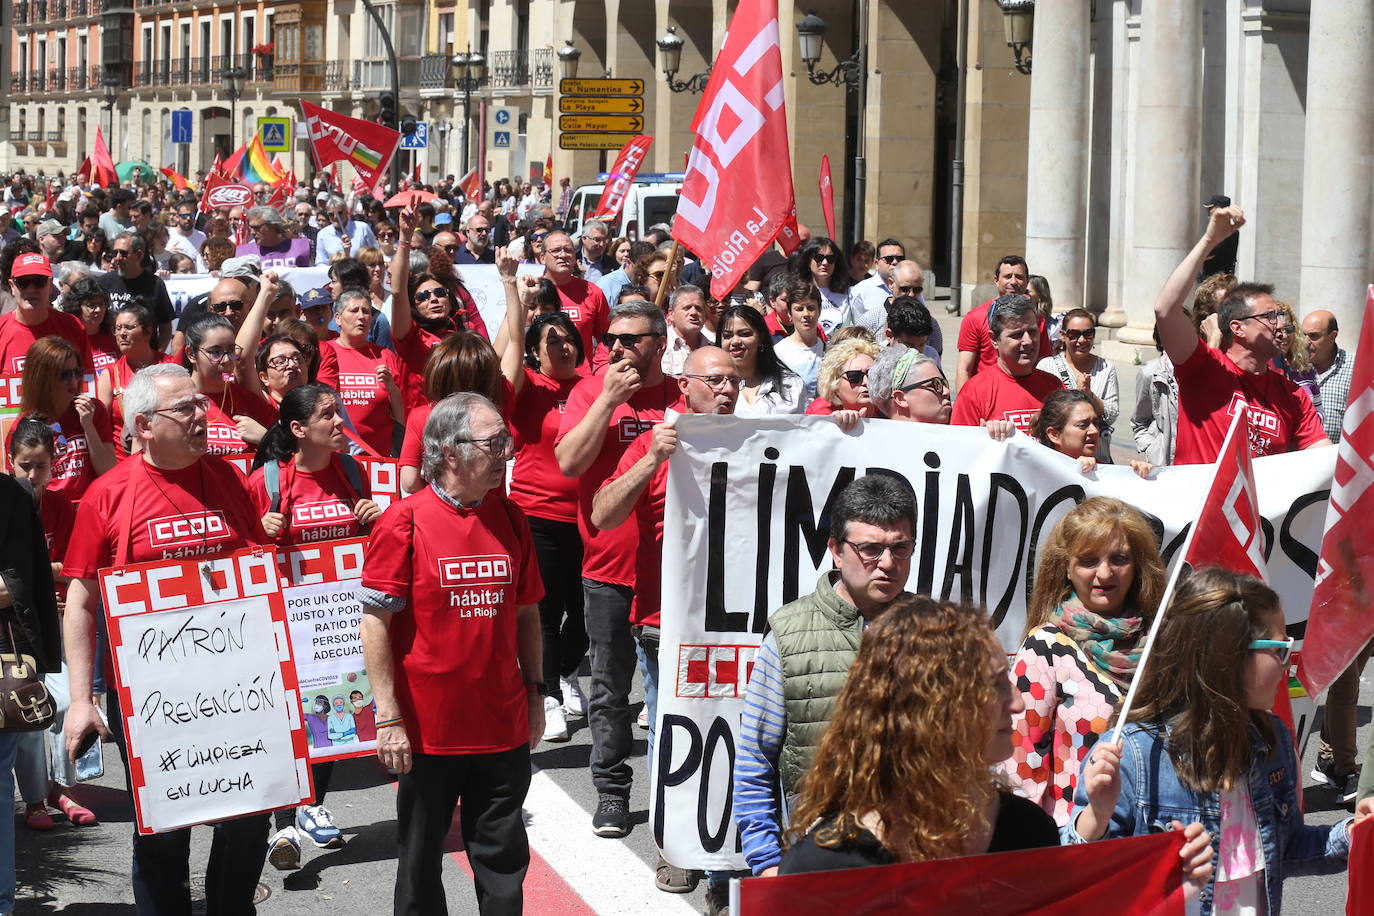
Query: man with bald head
1301 309 1350 444
454 214 494 265
543 229 610 363
856 260 943 355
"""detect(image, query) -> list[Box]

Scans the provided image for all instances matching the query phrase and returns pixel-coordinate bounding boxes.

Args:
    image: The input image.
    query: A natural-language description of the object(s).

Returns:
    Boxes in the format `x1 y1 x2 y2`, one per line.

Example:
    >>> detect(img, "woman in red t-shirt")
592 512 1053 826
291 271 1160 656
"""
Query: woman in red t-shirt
253 335 309 409
183 314 278 455
97 301 175 455
7 416 98 830
18 336 115 503
61 278 118 374
497 262 590 734
316 290 405 458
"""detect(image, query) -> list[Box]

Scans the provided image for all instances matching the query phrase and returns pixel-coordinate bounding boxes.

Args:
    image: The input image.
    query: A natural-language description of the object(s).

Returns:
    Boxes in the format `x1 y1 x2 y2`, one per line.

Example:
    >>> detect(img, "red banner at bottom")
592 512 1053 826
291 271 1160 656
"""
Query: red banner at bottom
738 831 1185 916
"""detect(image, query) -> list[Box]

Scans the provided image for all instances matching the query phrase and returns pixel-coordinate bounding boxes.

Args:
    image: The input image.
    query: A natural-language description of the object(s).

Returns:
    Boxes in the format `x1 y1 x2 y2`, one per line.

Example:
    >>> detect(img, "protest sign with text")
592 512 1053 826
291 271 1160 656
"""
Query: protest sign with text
100 546 312 834
656 415 1335 869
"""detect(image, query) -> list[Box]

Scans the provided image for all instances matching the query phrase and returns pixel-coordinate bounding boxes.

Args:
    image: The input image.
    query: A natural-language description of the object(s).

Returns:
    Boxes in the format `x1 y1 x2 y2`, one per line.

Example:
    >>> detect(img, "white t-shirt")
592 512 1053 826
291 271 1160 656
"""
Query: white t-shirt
773 336 824 401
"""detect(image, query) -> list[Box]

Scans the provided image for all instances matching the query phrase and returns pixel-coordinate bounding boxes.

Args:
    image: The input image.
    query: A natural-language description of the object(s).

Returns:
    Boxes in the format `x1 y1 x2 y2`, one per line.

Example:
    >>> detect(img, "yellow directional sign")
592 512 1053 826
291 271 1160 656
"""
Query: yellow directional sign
559 77 645 97
559 132 641 151
559 96 645 115
559 114 645 133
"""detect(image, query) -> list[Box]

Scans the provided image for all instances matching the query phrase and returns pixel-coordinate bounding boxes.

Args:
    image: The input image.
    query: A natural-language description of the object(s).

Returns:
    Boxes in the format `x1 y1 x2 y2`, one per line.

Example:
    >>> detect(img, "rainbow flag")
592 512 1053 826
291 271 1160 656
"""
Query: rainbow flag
243 133 285 184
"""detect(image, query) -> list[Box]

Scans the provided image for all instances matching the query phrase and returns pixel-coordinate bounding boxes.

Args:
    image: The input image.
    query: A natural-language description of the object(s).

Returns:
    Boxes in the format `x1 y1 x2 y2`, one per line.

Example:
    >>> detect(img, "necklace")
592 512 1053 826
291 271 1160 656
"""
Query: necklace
147 460 216 584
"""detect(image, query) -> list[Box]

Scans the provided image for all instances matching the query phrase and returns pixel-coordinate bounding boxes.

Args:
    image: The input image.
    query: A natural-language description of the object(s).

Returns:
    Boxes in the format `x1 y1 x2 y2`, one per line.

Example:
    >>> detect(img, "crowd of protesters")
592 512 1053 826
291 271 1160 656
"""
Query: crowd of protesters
0 165 1368 916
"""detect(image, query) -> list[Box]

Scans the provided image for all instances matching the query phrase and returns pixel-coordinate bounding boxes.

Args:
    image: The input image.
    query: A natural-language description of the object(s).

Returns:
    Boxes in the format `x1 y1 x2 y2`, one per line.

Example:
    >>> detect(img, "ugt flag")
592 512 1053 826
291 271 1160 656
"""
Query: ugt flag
673 0 795 300
1299 287 1374 697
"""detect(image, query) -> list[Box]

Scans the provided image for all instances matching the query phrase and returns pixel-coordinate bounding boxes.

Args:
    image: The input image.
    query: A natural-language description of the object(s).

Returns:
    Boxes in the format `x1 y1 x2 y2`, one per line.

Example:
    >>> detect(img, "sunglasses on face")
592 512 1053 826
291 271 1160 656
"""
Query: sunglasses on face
1248 637 1294 666
377 232 397 241
811 253 838 265
841 369 869 386
899 376 949 396
895 284 924 295
414 287 451 304
59 367 84 383
1062 328 1096 341
600 331 660 350
878 254 902 264
209 300 245 314
12 276 47 289
440 244 460 253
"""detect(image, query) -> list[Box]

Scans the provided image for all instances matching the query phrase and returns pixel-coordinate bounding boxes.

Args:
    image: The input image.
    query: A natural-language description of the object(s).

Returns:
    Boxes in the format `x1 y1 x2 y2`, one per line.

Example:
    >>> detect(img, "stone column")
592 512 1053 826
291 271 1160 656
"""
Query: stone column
1024 0 1089 310
1299 0 1374 340
1116 0 1202 346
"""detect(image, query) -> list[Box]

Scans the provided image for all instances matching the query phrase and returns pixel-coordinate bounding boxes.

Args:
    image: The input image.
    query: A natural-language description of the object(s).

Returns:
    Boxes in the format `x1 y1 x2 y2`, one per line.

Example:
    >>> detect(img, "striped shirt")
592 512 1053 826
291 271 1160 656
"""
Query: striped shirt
1315 347 1354 443
732 632 788 873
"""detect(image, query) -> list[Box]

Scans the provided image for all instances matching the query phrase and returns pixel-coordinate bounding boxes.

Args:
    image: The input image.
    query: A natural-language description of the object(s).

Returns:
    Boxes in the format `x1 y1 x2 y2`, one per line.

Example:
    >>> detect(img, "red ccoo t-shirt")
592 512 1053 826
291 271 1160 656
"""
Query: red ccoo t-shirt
317 340 403 458
248 456 372 548
551 276 611 368
201 381 278 456
509 368 585 524
602 427 669 627
46 399 114 504
360 487 543 754
0 309 93 374
949 365 1063 434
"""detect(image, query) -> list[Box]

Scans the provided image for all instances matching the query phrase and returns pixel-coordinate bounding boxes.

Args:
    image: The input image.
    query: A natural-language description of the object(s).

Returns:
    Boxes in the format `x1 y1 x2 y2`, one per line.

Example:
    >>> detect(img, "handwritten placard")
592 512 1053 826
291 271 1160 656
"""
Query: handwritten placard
100 546 313 834
276 538 377 762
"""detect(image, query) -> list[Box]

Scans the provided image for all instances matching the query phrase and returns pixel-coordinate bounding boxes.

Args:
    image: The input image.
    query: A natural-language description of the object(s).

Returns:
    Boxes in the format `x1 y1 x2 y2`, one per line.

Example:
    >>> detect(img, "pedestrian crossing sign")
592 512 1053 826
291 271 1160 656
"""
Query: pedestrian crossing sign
257 117 292 152
494 131 511 149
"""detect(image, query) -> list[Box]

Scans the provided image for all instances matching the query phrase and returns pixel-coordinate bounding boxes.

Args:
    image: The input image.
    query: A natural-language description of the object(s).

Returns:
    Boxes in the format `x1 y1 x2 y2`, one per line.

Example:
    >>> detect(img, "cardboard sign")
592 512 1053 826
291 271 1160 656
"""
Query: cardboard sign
100 546 313 834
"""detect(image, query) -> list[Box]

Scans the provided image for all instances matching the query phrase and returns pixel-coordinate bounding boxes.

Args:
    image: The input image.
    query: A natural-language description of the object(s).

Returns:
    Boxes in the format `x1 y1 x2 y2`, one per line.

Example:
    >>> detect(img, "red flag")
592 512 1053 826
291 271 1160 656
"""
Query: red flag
818 154 836 240
588 135 653 222
738 832 1185 915
457 168 483 204
42 182 56 214
298 100 401 195
159 167 191 191
221 143 248 182
199 171 254 214
778 210 802 256
1299 287 1374 696
328 162 340 194
90 128 118 187
1350 818 1374 915
544 152 554 185
1181 407 1265 578
76 157 92 185
673 0 796 300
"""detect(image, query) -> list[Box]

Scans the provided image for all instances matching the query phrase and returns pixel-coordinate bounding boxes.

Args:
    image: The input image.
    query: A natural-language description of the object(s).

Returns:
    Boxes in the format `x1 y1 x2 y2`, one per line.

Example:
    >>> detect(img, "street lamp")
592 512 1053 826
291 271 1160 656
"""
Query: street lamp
222 64 247 149
656 26 710 94
101 77 119 156
997 0 1034 75
795 10 860 91
450 46 487 176
556 39 580 80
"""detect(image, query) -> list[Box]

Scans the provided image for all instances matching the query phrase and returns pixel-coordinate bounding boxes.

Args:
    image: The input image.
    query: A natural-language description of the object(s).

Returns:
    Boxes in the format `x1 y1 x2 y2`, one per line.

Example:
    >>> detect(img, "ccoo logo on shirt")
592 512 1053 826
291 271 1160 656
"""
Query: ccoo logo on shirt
147 511 230 547
437 554 513 587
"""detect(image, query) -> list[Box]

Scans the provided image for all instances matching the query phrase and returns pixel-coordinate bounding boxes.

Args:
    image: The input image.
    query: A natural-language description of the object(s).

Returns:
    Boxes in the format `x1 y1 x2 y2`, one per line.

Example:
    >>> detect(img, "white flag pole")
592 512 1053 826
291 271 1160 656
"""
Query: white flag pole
1107 406 1248 744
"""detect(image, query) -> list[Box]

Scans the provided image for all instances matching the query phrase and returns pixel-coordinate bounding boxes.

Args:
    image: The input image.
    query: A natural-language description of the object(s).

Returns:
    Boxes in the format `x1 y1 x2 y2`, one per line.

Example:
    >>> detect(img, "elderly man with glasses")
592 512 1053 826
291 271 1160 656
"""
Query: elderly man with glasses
237 205 311 270
1151 204 1328 465
314 196 377 265
96 232 175 350
452 214 495 265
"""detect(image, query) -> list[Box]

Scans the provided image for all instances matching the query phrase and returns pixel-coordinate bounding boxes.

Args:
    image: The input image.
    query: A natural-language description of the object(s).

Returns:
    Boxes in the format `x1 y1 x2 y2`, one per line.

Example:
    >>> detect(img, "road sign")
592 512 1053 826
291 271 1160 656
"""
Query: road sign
400 122 429 150
257 117 291 152
559 78 645 97
559 114 644 133
559 96 644 115
488 106 518 151
171 109 193 145
559 132 642 151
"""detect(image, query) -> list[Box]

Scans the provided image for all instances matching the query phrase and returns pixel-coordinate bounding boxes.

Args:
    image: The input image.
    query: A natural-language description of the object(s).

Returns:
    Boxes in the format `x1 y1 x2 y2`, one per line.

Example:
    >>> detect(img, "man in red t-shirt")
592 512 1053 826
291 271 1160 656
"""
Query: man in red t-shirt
950 294 1064 434
359 391 544 914
955 255 1052 392
555 298 678 839
543 230 610 365
1153 205 1329 464
0 253 92 374
60 363 271 912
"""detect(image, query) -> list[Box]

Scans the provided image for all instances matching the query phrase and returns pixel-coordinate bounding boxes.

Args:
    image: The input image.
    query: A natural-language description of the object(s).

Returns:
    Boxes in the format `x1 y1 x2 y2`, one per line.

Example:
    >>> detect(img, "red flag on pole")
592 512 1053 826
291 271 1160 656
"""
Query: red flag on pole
298 100 401 197
1181 405 1266 578
159 167 192 191
673 0 796 300
1299 287 1374 697
818 154 837 240
737 832 1186 916
588 135 654 222
221 143 248 182
90 128 119 187
456 168 483 204
544 152 554 186
199 171 254 214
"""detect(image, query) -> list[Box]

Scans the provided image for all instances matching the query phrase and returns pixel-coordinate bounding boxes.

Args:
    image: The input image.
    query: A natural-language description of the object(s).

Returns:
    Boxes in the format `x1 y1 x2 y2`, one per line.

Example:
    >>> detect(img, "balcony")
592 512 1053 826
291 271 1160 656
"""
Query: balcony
11 72 26 94
32 0 47 22
324 59 350 92
490 49 528 89
68 66 87 91
272 61 325 94
29 72 45 92
420 53 449 90
14 1 27 23
532 47 552 89
135 66 152 88
48 68 65 91
46 131 63 142
51 0 66 17
352 57 419 92
27 131 43 141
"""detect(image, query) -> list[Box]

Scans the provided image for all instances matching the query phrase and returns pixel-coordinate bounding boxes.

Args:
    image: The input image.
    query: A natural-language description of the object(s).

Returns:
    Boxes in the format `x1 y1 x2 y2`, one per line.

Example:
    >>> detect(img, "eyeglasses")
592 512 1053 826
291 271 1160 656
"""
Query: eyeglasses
1239 310 1280 327
12 276 48 289
152 394 211 422
59 368 84 383
440 244 459 253
414 287 451 304
209 299 245 314
878 254 903 264
248 223 265 233
1248 637 1294 665
811 253 837 265
895 284 924 295
177 212 195 220
843 539 916 562
1275 325 1296 337
468 226 490 234
196 345 243 362
455 433 515 457
530 233 548 243
109 249 130 259
600 331 661 349
1061 328 1097 341
840 369 869 386
684 373 742 390
267 353 304 370
377 232 397 241
899 376 949 396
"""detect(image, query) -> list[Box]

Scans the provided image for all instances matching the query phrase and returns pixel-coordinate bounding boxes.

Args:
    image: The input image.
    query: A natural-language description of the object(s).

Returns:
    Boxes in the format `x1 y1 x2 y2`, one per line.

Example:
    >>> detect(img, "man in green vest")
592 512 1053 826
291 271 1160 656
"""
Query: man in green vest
731 474 917 879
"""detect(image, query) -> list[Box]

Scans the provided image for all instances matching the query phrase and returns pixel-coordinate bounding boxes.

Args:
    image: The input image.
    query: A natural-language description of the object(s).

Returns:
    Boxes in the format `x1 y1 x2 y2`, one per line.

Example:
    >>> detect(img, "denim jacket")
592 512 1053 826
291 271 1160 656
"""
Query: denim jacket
1063 716 1352 916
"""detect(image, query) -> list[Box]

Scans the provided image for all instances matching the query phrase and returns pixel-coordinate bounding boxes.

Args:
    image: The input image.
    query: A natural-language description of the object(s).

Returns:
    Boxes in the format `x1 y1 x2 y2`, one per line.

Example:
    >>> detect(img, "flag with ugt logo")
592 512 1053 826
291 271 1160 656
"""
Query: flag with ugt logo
1299 287 1374 697
673 0 796 300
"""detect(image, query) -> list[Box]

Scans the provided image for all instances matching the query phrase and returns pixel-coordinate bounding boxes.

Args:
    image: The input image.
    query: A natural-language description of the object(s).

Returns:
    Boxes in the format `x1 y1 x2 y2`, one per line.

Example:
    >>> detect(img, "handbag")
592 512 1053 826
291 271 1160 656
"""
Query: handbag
0 614 55 731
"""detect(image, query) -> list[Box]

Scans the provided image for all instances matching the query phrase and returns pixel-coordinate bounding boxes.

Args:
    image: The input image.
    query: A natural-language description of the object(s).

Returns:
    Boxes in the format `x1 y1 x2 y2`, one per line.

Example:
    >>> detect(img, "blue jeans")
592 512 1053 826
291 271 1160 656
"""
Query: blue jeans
633 629 659 769
0 731 19 913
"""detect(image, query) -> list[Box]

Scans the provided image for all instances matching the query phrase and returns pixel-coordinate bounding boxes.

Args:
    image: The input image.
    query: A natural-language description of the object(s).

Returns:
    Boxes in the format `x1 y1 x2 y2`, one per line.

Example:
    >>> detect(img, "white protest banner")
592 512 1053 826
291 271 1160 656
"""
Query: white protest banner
453 263 544 337
164 265 331 320
656 415 1335 869
101 546 313 834
277 537 376 762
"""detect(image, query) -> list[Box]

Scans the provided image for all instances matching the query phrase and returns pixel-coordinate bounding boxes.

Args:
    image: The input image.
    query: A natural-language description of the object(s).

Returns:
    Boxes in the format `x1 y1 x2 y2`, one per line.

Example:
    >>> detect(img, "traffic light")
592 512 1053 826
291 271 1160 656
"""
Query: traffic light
379 94 397 129
400 117 417 137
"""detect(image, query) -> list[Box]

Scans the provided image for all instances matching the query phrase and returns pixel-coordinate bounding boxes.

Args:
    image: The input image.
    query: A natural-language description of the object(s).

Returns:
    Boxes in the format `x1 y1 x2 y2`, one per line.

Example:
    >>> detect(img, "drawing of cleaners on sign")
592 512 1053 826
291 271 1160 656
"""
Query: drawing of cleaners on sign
349 688 377 742
304 695 333 749
327 695 357 744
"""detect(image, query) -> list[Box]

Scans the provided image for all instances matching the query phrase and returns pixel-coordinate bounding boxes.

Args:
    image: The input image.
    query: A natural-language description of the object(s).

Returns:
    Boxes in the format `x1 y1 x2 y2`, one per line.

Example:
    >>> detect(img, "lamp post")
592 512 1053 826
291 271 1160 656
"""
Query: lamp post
101 77 118 157
222 64 246 150
997 0 1035 75
796 10 861 91
556 39 580 80
656 26 710 94
450 46 487 177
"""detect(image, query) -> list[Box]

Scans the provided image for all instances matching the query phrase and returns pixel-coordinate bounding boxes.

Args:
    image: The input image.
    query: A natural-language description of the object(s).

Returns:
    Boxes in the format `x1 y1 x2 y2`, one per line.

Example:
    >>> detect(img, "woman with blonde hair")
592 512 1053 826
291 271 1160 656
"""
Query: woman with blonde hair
998 497 1165 826
1271 300 1323 421
805 337 881 428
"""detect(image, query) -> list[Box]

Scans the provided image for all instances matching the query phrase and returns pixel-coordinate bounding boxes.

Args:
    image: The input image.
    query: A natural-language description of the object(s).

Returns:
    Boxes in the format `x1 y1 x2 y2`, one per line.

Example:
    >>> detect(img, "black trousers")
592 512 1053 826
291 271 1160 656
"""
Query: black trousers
394 745 532 916
273 761 336 830
528 516 588 703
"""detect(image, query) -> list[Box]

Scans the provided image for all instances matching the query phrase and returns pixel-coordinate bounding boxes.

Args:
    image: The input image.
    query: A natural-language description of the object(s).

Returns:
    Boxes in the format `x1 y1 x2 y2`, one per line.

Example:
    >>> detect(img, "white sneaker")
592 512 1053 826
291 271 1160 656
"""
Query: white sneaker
637 705 649 729
267 826 301 870
543 695 570 742
561 675 589 718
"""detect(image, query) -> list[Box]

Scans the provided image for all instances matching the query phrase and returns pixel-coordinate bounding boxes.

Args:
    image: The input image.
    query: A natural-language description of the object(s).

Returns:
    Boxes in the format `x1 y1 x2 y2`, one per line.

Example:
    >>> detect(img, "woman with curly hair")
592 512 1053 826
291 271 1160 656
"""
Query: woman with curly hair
1270 300 1323 421
806 337 881 429
998 498 1164 826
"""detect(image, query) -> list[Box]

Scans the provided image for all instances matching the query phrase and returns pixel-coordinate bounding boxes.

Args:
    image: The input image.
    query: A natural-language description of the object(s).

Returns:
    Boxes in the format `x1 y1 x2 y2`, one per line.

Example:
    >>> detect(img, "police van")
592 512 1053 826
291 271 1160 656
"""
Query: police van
563 172 683 241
